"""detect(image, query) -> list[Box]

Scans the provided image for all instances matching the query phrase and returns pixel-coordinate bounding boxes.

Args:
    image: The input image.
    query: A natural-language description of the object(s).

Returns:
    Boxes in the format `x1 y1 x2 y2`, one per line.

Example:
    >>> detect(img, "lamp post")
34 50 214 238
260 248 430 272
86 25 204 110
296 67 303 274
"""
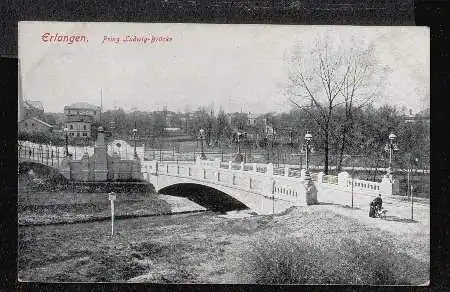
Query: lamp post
384 132 399 177
302 130 318 205
409 157 418 220
304 131 312 172
199 128 206 159
64 127 69 157
237 131 242 154
132 128 138 159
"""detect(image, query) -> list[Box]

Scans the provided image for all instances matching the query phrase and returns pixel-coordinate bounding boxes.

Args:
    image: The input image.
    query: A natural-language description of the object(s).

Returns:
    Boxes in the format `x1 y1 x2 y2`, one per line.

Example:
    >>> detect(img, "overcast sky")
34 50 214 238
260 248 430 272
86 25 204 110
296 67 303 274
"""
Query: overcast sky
19 22 429 114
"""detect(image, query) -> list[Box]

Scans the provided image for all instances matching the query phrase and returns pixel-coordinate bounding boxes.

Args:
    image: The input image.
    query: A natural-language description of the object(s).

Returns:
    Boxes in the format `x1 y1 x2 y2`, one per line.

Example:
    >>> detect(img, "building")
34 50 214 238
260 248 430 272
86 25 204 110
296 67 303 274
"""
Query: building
23 100 44 119
402 108 430 124
64 102 101 138
247 112 258 126
18 117 54 134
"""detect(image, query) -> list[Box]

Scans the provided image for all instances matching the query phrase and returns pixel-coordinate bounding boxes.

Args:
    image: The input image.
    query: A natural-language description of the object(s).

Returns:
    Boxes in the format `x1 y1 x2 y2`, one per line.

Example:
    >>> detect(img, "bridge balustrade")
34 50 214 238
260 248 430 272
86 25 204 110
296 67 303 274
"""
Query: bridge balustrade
142 156 400 214
149 159 312 205
18 143 63 168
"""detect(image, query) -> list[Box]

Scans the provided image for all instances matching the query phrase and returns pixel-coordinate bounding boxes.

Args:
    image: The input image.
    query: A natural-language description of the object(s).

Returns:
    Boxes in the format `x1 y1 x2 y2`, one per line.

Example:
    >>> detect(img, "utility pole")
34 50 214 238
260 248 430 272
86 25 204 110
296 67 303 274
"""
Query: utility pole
351 157 354 208
100 88 103 124
410 184 414 220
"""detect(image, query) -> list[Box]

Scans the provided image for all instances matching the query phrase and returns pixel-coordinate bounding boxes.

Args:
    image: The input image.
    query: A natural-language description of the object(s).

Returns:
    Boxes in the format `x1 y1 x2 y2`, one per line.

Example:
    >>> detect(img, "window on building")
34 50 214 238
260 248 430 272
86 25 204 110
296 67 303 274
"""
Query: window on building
31 123 35 126
25 122 28 126
83 125 87 130
77 133 80 137
70 133 74 136
82 132 87 136
70 124 73 129
93 111 96 115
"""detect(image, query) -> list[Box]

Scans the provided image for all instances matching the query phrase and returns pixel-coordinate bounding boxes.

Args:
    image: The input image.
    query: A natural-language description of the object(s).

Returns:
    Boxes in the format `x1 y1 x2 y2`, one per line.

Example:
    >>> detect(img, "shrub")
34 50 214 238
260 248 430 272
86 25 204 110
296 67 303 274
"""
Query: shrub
241 236 428 285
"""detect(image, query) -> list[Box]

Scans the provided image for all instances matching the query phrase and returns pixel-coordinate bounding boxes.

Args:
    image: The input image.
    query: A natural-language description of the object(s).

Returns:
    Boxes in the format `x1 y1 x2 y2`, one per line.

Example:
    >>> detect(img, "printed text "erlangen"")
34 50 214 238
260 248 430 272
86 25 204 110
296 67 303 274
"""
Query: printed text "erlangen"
41 33 88 44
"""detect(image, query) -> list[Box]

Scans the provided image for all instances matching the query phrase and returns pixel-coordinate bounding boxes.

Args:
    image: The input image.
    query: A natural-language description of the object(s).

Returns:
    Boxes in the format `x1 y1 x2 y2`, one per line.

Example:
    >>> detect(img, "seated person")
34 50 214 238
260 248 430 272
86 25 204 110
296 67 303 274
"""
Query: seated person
369 194 383 217
373 194 383 211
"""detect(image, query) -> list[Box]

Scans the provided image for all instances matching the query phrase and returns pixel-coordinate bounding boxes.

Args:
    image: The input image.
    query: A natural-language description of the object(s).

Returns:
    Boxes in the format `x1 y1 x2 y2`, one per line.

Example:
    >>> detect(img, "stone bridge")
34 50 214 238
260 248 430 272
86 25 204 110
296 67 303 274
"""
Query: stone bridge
18 141 400 215
141 158 319 215
141 156 402 215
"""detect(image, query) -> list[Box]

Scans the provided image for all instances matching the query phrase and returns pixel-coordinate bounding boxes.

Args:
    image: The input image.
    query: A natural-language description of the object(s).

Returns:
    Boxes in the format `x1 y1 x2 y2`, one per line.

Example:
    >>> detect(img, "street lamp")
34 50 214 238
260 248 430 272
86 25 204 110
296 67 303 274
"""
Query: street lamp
132 128 138 159
64 127 69 157
199 128 206 159
384 132 399 177
304 131 313 172
237 131 242 154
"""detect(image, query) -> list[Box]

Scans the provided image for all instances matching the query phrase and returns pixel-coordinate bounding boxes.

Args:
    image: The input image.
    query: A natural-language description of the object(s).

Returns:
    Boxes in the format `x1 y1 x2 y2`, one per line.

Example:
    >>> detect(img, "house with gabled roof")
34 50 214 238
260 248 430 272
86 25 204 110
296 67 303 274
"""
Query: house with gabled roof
19 117 54 134
23 100 44 119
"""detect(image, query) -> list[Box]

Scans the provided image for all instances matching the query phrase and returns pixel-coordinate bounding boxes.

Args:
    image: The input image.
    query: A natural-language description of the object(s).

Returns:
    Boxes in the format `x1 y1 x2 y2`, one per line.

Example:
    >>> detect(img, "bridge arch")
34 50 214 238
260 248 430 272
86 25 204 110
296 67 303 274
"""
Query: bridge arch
159 183 249 213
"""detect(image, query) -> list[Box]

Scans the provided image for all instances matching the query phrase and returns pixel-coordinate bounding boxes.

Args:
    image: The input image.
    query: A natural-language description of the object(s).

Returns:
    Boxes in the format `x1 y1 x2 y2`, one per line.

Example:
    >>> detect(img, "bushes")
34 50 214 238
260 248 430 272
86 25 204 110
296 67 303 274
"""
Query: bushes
19 131 65 146
241 236 428 285
18 131 95 147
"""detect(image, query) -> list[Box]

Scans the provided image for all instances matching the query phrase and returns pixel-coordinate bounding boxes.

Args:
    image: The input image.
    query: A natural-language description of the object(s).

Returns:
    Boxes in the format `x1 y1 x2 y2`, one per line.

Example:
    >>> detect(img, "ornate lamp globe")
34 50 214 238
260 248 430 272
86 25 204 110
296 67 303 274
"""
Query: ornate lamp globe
305 132 312 142
388 133 396 141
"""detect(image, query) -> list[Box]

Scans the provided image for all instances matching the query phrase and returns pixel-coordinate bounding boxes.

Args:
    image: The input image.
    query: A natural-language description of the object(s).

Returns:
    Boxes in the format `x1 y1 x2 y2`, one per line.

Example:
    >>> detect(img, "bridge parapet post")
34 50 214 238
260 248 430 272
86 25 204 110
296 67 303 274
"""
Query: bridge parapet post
300 169 306 179
284 165 289 177
240 162 244 171
304 172 318 205
266 163 274 177
228 161 232 170
317 172 325 184
380 175 400 196
59 156 72 180
337 172 349 187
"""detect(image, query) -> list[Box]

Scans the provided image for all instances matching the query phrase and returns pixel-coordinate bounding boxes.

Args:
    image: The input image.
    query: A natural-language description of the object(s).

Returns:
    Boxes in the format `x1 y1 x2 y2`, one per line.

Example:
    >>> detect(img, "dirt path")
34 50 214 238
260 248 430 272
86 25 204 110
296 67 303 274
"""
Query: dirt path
315 189 429 263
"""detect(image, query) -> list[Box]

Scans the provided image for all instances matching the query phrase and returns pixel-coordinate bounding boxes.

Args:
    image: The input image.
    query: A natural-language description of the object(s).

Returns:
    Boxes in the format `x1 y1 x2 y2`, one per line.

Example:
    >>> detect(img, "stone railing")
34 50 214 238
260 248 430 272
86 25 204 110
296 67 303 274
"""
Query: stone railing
316 171 399 196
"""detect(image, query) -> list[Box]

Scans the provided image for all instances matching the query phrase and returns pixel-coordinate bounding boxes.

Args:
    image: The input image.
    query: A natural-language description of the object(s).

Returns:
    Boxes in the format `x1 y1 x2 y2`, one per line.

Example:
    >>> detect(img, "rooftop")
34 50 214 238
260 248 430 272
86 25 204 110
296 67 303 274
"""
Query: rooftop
24 100 44 111
20 117 54 128
64 102 101 110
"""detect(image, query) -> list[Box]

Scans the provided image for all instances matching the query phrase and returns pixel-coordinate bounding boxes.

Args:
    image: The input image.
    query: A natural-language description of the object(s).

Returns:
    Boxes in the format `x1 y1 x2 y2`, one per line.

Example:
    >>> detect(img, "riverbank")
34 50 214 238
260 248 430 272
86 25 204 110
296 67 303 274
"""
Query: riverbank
18 175 207 226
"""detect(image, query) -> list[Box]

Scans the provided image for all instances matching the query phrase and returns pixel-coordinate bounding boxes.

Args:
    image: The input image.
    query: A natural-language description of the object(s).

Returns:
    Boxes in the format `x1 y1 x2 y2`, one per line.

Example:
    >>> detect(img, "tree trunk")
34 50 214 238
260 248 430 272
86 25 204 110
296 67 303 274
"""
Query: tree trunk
338 103 354 173
337 133 346 172
324 124 329 175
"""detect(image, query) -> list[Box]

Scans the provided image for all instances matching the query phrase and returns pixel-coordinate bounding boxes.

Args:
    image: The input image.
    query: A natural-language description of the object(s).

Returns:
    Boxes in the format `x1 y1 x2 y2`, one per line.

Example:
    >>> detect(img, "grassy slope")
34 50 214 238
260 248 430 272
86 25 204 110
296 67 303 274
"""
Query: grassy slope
18 206 429 284
18 190 174 225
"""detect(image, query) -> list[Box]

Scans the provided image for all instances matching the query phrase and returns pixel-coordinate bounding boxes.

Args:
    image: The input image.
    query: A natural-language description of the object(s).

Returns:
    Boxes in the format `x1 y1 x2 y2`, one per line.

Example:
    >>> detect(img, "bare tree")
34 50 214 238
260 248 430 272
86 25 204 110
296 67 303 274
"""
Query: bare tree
286 36 389 174
335 45 390 171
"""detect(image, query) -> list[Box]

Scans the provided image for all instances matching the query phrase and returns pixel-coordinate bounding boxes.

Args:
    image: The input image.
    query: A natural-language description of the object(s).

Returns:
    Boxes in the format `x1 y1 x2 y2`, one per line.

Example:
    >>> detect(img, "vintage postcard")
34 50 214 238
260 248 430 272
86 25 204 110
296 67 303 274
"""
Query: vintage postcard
18 22 429 284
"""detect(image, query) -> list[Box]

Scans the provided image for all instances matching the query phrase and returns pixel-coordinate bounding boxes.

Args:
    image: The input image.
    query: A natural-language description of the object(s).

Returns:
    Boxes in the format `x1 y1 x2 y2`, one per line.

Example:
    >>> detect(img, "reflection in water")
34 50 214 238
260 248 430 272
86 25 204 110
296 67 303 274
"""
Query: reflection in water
217 209 256 219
